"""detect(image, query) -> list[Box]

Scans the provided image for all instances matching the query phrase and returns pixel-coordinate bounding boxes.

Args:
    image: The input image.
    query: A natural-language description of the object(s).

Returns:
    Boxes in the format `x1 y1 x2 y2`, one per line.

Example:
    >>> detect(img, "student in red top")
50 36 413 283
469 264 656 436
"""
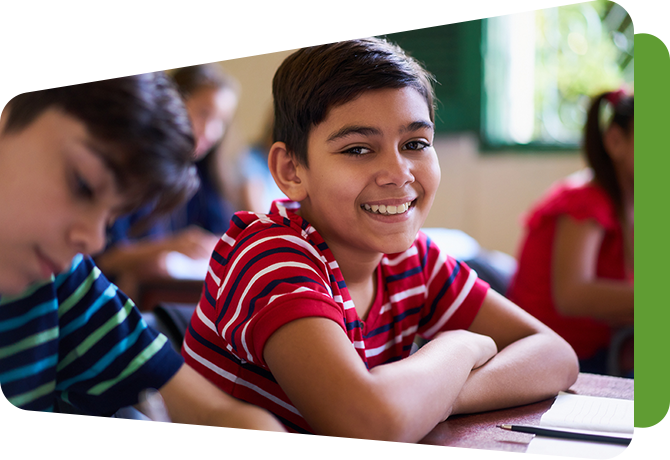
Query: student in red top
507 90 634 375
183 38 578 441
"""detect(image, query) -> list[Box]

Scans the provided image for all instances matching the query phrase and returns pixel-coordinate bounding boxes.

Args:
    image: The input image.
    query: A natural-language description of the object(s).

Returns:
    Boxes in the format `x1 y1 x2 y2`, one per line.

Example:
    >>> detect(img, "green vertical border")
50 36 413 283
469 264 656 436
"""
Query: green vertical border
635 33 670 427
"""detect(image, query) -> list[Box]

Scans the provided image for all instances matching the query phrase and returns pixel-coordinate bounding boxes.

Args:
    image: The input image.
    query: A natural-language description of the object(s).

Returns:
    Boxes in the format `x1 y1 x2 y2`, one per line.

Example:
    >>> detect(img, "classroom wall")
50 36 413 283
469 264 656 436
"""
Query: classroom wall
89 0 582 254
427 135 585 256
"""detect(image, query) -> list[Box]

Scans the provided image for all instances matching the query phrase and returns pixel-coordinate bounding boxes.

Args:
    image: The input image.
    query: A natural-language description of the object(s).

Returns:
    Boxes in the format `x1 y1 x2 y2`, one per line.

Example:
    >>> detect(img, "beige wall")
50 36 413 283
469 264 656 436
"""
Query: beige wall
89 0 582 254
427 135 584 256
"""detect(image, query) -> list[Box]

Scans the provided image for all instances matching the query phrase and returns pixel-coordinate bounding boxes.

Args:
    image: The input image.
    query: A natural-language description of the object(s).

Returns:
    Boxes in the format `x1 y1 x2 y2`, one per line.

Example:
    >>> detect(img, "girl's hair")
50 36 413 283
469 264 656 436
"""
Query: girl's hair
171 64 240 195
272 37 436 167
583 90 634 213
171 63 240 100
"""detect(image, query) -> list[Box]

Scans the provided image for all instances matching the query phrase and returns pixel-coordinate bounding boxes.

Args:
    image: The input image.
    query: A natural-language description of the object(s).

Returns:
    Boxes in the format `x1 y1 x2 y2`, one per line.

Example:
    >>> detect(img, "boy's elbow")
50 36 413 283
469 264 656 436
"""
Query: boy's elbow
550 332 580 390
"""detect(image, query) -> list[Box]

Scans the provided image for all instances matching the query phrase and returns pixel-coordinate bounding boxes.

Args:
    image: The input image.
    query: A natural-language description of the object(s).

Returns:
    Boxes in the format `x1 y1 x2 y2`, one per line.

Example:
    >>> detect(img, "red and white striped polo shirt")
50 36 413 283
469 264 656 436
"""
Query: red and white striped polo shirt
182 200 489 433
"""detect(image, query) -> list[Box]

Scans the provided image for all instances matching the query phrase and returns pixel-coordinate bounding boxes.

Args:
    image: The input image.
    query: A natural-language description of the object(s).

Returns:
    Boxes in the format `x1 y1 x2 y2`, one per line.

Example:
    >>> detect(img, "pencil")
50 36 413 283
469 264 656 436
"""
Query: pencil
497 424 632 446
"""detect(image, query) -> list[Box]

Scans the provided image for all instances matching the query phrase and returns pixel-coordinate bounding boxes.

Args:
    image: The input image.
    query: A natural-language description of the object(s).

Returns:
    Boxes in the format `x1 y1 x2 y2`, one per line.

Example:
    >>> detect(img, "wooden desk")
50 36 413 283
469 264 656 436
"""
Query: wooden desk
419 373 633 452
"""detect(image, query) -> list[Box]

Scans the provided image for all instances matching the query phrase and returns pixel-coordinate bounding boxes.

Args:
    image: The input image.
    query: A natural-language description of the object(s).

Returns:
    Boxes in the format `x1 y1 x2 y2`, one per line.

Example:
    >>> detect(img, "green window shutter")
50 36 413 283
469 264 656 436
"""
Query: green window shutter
383 20 483 134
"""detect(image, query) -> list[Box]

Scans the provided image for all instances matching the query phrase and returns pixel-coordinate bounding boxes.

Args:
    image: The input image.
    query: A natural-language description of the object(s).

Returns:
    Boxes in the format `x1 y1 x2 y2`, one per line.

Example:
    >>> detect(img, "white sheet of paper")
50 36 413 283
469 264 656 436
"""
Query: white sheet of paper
525 393 633 459
541 393 634 433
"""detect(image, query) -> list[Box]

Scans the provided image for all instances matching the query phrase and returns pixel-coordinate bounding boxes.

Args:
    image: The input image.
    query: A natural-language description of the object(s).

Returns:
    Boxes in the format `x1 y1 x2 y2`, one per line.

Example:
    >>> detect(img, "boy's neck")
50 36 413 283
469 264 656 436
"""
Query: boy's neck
327 244 382 322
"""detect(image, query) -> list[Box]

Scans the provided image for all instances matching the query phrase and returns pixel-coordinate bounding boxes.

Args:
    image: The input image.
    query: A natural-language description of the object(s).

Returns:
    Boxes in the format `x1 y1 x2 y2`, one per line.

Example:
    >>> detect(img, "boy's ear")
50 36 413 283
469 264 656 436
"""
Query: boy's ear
268 142 308 202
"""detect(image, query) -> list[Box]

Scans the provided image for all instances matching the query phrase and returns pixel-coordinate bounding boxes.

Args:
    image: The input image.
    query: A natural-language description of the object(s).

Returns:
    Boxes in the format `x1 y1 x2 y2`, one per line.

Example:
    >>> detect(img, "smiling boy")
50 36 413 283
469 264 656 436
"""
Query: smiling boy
183 38 579 441
0 74 284 431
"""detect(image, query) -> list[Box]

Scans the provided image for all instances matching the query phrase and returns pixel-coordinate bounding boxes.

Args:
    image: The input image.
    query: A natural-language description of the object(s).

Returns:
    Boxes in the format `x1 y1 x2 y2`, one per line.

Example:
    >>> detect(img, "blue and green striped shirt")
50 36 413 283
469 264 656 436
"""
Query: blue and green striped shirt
0 254 183 415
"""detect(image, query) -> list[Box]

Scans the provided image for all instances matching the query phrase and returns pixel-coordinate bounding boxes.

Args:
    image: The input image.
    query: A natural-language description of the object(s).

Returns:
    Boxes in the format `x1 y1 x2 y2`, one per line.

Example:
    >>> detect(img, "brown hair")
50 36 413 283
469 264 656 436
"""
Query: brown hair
3 72 198 223
171 63 240 99
272 37 435 166
583 90 634 213
171 63 240 194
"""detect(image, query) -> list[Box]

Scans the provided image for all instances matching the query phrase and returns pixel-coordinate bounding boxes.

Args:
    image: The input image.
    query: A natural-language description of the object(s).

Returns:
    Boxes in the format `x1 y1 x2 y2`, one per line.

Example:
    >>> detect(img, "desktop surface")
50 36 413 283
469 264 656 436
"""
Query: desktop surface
419 373 633 452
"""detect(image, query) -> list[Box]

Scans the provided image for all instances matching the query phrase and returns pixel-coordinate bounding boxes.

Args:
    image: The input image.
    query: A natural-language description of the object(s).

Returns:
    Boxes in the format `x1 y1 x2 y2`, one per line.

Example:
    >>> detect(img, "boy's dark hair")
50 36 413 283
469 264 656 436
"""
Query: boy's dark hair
583 90 634 214
272 37 436 166
2 72 198 223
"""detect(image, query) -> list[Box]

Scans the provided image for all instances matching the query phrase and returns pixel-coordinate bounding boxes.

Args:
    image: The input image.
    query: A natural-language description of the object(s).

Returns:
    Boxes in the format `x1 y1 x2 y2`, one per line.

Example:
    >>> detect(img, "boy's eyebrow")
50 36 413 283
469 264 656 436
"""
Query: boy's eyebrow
401 120 435 133
326 125 381 143
326 120 434 143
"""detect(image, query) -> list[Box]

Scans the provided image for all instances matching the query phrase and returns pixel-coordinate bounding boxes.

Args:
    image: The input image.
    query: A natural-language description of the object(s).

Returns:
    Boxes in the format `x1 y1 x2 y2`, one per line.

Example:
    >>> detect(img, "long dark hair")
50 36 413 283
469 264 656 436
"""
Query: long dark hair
583 90 634 214
171 64 240 195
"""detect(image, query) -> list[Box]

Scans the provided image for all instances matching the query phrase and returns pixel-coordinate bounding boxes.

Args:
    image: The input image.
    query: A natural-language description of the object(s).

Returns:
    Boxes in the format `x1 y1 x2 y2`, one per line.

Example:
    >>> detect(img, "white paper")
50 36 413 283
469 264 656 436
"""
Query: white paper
525 393 633 459
164 251 209 280
540 393 634 434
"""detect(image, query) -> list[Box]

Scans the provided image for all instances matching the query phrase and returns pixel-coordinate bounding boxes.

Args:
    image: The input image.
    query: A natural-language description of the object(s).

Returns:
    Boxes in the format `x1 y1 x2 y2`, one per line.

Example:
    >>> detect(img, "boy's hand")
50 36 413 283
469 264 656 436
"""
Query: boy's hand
433 329 497 369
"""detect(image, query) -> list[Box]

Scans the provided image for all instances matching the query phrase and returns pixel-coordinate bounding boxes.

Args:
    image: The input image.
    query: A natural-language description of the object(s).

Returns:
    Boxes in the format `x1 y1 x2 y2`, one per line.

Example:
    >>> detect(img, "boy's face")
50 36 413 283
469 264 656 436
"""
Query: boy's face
0 108 126 295
186 86 238 160
297 87 440 263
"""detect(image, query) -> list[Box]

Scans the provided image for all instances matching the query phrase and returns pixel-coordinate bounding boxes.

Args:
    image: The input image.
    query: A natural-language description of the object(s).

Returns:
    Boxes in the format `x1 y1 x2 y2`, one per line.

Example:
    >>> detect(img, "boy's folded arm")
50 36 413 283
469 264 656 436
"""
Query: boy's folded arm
263 316 494 442
450 290 579 415
157 363 286 432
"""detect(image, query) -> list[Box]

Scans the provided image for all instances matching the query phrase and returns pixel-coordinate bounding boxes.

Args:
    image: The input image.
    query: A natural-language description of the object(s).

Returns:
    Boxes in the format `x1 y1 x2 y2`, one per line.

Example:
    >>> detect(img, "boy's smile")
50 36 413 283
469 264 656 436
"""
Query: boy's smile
0 109 127 295
295 87 440 268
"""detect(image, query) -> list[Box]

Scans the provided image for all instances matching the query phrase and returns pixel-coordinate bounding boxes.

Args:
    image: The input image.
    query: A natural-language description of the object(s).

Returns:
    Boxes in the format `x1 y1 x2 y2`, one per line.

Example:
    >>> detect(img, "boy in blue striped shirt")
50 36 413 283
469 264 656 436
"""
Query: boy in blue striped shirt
0 73 283 431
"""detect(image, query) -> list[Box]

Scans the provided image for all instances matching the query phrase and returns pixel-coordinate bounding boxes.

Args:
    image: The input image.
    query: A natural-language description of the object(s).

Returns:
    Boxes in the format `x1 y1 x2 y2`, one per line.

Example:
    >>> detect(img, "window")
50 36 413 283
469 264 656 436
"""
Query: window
483 1 633 148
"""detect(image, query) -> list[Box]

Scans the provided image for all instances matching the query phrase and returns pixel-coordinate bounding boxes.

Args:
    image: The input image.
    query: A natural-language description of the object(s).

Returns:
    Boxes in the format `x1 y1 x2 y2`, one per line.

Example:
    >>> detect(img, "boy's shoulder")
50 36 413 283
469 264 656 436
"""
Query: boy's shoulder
226 200 316 245
211 200 331 271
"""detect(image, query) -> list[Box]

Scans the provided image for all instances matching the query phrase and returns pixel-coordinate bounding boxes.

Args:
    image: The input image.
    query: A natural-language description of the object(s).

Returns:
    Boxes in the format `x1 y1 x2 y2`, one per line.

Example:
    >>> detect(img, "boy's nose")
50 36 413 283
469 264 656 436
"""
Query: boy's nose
68 213 108 255
375 150 415 187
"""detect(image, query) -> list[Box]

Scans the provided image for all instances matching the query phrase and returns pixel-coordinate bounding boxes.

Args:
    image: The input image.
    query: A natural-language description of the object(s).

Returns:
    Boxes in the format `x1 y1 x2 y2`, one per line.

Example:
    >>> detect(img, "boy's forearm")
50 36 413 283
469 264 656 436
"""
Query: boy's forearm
264 318 493 442
450 331 578 415
362 329 497 442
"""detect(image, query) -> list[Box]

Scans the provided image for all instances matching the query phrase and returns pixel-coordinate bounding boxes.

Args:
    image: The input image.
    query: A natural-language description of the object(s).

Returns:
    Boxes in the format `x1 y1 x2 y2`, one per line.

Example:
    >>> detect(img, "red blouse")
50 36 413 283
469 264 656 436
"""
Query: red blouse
507 176 632 359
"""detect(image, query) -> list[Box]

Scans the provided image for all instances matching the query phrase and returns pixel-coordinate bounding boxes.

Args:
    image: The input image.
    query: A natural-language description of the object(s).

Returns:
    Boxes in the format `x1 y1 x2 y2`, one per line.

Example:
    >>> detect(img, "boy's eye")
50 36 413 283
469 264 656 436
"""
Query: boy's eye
73 172 94 200
342 146 372 156
404 140 430 151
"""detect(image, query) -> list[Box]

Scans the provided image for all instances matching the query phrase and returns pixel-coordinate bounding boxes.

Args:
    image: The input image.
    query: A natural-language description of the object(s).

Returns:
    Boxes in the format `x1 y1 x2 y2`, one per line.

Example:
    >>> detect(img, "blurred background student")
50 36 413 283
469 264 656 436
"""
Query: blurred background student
236 110 284 213
506 90 634 376
96 64 240 299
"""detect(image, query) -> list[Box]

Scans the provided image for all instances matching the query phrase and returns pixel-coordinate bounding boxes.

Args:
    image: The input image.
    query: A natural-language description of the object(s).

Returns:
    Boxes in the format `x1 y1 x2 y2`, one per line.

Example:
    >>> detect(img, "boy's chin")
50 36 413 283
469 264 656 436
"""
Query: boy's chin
377 234 419 255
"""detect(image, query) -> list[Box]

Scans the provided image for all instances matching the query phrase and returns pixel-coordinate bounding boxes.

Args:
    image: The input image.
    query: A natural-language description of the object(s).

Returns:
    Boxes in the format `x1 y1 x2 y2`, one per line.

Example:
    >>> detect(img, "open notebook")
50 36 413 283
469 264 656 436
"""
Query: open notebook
525 392 633 459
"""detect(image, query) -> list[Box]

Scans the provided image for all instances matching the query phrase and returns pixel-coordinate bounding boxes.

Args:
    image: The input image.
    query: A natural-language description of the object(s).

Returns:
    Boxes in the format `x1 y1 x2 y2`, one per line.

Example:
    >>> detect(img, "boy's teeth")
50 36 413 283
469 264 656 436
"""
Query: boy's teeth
363 201 413 215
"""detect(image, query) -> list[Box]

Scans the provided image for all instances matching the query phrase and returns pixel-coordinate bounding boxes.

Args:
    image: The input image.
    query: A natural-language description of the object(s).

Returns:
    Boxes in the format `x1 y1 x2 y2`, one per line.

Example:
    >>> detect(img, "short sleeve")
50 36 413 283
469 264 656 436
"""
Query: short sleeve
212 225 346 367
55 255 183 415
